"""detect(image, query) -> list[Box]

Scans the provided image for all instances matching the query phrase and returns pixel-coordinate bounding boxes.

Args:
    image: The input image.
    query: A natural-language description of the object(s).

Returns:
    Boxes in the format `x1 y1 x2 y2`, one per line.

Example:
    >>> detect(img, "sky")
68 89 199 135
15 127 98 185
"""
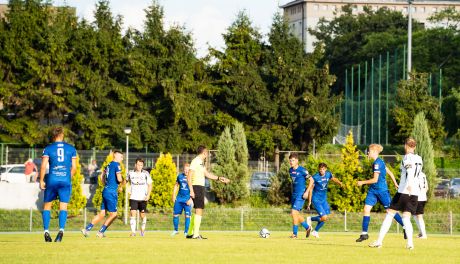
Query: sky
0 0 293 57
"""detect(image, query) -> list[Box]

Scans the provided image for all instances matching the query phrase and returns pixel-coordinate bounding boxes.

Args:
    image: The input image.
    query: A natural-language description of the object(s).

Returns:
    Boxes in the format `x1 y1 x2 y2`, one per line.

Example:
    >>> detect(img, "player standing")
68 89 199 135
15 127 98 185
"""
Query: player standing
413 171 428 239
186 145 230 239
171 163 193 236
288 153 311 238
305 163 343 238
126 157 152 237
81 150 124 238
40 127 77 242
356 144 404 242
369 138 423 249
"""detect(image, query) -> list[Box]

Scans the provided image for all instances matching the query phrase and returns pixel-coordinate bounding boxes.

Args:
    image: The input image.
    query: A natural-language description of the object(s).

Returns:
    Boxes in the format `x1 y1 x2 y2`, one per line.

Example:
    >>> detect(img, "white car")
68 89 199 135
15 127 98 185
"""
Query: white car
0 164 27 183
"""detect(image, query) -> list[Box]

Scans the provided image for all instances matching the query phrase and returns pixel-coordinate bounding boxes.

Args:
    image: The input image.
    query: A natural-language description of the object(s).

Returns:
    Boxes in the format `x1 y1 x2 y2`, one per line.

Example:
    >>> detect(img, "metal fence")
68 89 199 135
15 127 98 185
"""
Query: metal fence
0 208 458 235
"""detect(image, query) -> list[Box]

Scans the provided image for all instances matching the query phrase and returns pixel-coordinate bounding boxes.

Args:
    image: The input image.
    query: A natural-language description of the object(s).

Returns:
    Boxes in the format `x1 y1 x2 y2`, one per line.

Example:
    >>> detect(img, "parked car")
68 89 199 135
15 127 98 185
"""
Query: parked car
0 164 27 183
250 171 275 192
434 180 450 198
449 178 460 198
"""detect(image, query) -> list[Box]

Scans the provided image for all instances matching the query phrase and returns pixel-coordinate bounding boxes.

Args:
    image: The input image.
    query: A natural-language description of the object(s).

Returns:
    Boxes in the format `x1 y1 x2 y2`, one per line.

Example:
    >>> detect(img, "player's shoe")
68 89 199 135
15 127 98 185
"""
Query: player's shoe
171 230 179 236
416 233 427 239
192 235 207 239
289 234 298 239
54 231 64 242
305 226 312 238
356 234 369 242
140 230 145 237
81 229 89 237
403 229 407 240
368 241 382 248
44 231 52 242
130 232 136 237
311 230 320 238
96 232 105 238
186 234 194 239
405 244 414 250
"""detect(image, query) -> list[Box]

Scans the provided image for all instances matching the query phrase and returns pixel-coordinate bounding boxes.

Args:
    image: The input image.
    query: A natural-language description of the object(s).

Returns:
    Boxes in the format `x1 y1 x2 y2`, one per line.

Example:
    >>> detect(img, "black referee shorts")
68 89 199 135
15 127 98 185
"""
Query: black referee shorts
389 193 418 214
129 199 147 212
415 201 427 215
192 185 205 209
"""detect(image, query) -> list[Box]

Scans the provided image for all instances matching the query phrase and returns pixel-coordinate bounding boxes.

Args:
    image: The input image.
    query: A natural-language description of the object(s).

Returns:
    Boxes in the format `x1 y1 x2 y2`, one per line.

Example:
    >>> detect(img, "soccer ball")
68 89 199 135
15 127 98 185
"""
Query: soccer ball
259 228 270 238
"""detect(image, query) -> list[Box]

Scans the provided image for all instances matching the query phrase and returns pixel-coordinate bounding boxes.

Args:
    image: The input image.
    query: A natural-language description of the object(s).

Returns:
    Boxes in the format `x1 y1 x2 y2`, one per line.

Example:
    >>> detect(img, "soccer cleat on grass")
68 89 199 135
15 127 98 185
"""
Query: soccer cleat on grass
130 232 136 237
416 234 427 239
403 229 407 240
368 241 382 248
356 234 369 242
54 231 64 242
406 244 414 250
186 234 194 239
170 231 179 236
192 235 207 240
81 229 89 237
44 232 52 242
311 230 320 238
140 231 145 237
96 232 105 238
305 226 312 238
289 234 298 239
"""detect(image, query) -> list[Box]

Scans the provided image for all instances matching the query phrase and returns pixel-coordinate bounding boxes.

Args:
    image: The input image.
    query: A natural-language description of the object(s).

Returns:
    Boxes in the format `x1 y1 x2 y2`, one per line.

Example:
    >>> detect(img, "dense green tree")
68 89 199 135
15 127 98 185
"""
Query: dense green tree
267 156 291 205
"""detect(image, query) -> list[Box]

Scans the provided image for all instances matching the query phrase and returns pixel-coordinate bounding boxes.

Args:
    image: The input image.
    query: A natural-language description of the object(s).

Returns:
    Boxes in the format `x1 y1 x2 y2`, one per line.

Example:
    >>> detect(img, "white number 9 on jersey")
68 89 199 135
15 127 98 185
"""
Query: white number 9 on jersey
57 148 65 162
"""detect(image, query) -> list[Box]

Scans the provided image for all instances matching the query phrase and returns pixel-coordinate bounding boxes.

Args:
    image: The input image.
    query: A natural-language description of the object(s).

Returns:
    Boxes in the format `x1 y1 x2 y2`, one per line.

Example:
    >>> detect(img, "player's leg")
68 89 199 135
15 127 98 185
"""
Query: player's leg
55 182 71 242
371 193 403 247
358 191 377 242
184 203 192 236
172 200 182 236
139 201 147 236
129 200 137 236
97 193 118 237
290 209 300 238
401 195 418 249
192 186 206 239
314 202 330 235
42 183 58 242
414 201 427 238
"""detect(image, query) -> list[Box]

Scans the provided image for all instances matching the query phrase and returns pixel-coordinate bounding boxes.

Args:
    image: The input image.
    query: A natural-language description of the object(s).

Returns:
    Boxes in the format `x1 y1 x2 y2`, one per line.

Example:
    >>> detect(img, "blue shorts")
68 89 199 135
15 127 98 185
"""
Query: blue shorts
44 181 71 203
312 199 330 216
365 189 391 208
101 191 118 212
291 197 305 211
173 200 192 216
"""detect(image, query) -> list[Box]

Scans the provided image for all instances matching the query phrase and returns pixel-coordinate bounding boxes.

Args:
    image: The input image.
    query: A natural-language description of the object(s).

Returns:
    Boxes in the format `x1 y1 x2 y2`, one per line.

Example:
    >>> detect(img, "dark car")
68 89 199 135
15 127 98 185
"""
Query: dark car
449 178 460 198
434 180 450 198
250 172 275 192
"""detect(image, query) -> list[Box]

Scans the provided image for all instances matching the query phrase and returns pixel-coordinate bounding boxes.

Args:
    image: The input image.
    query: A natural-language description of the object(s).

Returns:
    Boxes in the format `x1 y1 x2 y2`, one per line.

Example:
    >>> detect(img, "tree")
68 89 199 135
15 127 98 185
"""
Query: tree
149 153 176 208
267 156 291 205
412 112 437 198
391 72 446 146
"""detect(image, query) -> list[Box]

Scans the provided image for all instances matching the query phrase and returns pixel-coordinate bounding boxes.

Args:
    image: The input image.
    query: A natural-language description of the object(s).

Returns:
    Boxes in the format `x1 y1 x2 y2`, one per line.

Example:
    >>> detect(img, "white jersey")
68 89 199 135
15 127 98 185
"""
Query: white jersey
127 170 152 201
418 172 428 202
398 153 423 196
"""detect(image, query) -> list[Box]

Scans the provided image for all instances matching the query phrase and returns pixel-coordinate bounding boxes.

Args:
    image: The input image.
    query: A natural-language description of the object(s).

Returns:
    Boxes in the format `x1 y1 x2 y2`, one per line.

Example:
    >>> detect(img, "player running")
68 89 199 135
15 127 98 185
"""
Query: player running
305 163 343 238
126 157 152 237
369 138 423 249
356 144 404 242
82 150 125 238
171 163 193 236
40 127 77 242
288 153 311 239
413 171 428 239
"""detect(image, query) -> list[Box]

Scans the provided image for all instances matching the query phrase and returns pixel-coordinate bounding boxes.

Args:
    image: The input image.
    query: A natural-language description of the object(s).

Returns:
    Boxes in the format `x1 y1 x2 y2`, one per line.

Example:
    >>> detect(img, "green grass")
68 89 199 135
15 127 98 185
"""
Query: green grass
0 232 459 263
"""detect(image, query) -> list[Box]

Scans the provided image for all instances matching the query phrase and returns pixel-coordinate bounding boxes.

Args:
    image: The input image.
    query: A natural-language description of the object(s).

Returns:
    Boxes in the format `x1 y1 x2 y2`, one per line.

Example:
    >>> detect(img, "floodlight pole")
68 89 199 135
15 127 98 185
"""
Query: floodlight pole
407 0 413 80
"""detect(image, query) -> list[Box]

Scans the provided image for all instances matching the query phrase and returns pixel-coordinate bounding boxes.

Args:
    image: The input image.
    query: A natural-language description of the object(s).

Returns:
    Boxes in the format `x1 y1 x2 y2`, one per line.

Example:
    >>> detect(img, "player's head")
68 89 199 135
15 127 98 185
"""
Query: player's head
134 157 144 171
368 144 383 160
113 150 124 162
197 145 208 158
318 162 327 176
404 137 416 153
51 127 65 142
183 163 190 175
289 153 299 168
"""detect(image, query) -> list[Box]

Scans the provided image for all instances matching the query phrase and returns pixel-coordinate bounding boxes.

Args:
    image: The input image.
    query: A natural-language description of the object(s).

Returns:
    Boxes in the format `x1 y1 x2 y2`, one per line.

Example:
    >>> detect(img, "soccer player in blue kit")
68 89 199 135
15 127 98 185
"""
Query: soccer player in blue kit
305 163 343 238
288 153 311 238
39 127 77 242
82 150 124 238
355 144 403 242
171 163 193 236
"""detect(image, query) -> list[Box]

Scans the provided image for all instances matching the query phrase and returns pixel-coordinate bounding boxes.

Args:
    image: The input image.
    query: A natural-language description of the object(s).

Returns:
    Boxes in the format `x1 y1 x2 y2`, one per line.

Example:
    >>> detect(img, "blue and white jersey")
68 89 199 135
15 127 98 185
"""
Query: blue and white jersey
176 173 190 203
289 166 309 199
312 171 333 202
42 141 77 182
103 161 122 193
369 158 388 191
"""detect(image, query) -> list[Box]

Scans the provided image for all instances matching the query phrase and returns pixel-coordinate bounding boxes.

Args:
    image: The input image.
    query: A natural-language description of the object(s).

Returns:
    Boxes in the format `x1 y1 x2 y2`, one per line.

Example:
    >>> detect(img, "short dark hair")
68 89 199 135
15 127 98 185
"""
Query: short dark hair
197 145 207 154
289 153 299 160
135 157 144 164
113 150 123 155
52 127 64 140
318 163 328 169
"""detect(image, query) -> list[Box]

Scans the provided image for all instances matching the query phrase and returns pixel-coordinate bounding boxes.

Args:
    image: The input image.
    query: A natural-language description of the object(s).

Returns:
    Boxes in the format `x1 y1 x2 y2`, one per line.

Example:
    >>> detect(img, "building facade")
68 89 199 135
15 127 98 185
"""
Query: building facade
280 0 460 52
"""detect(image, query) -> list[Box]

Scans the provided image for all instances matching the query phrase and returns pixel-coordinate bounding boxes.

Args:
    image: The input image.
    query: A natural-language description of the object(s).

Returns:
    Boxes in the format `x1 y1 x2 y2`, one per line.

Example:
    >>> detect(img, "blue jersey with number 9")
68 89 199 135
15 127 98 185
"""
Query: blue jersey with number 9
42 141 77 183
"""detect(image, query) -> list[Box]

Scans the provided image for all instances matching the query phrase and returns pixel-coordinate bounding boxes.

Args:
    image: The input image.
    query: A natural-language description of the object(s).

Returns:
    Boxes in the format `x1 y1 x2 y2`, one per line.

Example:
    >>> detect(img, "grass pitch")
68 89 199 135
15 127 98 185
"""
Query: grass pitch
0 231 459 264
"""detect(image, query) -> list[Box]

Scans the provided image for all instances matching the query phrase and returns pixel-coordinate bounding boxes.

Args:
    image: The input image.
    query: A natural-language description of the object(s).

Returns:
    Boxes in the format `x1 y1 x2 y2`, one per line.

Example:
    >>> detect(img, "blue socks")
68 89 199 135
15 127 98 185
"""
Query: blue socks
85 223 94 231
173 216 179 231
362 216 371 233
42 210 51 231
185 217 191 234
300 221 310 230
292 225 299 236
315 221 325 231
99 225 108 233
311 216 321 222
58 210 68 231
394 213 404 227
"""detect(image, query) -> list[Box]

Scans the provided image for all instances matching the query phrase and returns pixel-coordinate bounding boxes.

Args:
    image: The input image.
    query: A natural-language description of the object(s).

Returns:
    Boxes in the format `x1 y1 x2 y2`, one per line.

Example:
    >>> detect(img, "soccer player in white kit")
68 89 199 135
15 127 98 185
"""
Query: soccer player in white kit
414 171 428 239
126 158 152 236
369 137 423 250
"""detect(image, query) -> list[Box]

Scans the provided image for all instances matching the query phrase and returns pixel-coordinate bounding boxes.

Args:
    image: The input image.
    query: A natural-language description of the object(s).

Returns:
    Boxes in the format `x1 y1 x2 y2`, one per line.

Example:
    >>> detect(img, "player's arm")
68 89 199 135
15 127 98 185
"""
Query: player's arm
71 158 77 177
204 169 230 183
357 172 379 186
331 177 344 188
386 166 398 189
304 178 314 205
100 169 106 185
187 169 195 198
39 156 49 190
172 182 179 203
116 172 124 192
146 181 152 201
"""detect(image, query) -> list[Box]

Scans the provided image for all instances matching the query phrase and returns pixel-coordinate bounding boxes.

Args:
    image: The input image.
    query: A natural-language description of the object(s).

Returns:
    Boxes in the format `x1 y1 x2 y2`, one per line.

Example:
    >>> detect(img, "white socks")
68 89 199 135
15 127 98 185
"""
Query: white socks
377 212 395 244
402 216 414 246
193 215 202 238
413 215 426 237
130 217 136 233
141 217 147 231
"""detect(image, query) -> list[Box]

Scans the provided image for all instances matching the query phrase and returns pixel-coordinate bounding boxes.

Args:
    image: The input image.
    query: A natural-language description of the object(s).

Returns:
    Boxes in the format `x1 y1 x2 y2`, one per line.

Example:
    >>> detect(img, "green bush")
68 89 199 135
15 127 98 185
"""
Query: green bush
149 153 176 208
267 156 291 205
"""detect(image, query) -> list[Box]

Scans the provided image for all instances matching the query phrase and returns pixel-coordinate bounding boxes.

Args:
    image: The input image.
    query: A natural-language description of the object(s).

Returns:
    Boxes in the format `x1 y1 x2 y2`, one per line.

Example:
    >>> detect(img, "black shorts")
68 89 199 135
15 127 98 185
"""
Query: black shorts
415 201 427 215
129 199 147 212
389 193 418 214
192 185 205 209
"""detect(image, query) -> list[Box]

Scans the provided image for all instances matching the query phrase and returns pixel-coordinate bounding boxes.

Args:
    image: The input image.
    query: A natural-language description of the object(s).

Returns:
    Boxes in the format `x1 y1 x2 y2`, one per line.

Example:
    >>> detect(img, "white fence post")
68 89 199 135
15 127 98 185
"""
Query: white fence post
240 208 244 231
29 208 33 232
450 211 453 235
344 210 347 232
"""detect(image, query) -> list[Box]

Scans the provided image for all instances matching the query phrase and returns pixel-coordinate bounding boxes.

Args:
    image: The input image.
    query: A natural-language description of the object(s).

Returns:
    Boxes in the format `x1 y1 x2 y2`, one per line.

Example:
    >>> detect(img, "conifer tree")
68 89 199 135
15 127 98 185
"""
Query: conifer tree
267 156 291 205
